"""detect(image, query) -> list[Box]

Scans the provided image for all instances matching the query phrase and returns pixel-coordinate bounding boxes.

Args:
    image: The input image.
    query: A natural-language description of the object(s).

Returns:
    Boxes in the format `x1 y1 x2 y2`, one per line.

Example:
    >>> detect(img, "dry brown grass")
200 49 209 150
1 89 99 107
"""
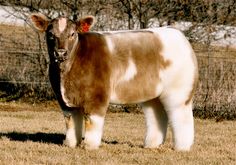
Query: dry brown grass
0 102 235 164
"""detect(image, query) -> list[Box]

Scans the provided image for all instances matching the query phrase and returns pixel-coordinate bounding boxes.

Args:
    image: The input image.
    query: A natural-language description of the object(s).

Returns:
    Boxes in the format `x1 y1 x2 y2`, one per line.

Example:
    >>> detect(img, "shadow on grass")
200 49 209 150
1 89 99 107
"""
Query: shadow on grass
0 132 141 148
0 132 65 145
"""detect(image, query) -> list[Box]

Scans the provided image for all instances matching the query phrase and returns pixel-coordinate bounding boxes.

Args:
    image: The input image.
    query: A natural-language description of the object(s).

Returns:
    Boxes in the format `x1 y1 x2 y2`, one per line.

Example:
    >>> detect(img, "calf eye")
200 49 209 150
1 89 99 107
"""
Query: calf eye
69 32 76 40
71 32 75 38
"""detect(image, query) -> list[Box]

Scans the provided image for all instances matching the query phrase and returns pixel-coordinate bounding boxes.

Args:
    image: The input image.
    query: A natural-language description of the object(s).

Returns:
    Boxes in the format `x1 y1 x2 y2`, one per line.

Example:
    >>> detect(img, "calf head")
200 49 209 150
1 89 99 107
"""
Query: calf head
30 13 95 64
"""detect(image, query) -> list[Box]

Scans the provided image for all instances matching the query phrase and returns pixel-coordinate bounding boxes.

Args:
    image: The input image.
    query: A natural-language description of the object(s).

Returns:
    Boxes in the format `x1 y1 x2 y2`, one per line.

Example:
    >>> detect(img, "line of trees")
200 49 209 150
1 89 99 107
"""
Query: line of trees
0 0 235 43
1 0 236 27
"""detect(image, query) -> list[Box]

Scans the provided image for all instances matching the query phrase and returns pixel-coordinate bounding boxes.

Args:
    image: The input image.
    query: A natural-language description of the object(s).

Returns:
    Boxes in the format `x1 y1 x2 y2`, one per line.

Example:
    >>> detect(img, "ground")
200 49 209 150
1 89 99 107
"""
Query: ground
0 102 235 164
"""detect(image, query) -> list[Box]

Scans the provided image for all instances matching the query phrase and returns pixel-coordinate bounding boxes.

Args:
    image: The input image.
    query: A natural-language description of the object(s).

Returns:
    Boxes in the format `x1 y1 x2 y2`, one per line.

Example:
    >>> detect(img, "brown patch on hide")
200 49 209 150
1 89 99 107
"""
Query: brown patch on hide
109 31 171 103
62 33 111 116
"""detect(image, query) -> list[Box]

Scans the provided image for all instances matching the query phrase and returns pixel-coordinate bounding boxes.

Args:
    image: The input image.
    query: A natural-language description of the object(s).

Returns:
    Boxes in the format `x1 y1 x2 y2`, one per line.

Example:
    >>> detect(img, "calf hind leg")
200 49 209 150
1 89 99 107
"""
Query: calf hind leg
142 98 168 148
161 97 194 151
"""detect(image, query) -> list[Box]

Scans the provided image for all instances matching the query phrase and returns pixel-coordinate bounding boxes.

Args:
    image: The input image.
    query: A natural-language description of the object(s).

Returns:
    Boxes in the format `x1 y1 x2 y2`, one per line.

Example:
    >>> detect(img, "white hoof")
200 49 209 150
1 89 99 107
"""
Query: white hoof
84 142 100 150
64 128 78 148
174 143 192 151
63 139 77 148
144 136 162 148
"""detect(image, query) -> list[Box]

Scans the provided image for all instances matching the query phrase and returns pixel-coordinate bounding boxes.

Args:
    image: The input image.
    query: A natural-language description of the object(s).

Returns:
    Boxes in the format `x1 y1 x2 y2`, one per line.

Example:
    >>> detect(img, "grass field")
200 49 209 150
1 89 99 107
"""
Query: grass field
0 102 235 164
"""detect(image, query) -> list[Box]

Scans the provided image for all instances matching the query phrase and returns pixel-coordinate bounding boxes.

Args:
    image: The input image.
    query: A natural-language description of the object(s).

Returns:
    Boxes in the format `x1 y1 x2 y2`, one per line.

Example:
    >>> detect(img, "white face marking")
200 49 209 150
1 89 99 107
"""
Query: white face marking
84 115 104 149
121 59 137 82
59 18 67 32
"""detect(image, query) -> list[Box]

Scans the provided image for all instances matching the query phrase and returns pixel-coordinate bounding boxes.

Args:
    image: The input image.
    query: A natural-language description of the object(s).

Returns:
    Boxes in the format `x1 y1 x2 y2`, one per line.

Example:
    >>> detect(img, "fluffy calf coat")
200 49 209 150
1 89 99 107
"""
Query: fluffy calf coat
31 13 198 151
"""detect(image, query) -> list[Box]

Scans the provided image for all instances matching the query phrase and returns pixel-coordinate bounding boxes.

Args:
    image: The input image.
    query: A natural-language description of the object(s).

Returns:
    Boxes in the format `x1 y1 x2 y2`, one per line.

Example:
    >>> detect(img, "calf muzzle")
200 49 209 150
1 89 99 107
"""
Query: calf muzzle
54 49 68 63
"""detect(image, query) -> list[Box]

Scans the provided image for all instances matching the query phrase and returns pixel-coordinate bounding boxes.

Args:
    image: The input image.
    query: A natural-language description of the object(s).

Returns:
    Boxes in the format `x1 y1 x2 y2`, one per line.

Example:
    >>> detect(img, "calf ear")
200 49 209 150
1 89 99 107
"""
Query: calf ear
76 16 95 32
30 13 49 32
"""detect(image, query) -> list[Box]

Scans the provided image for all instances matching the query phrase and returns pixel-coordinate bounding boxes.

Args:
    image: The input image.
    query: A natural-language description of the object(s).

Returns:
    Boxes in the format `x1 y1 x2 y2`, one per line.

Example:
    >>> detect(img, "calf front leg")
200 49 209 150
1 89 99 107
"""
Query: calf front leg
84 114 105 150
63 110 84 148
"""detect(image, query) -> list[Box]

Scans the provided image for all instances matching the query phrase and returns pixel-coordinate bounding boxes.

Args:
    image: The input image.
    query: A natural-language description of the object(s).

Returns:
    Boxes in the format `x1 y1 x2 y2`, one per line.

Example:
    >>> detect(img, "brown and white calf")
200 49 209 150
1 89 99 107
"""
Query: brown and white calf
30 13 198 151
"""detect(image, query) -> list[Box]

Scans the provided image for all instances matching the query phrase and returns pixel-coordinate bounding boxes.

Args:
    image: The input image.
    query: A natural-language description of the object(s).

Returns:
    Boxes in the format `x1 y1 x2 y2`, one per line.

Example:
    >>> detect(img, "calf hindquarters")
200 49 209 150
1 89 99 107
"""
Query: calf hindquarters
142 28 197 150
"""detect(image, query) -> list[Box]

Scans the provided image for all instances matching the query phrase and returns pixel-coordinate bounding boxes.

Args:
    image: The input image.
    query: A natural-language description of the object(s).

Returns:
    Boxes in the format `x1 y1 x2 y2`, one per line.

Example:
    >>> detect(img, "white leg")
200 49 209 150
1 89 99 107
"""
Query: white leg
63 111 84 148
164 102 194 151
84 115 105 150
142 99 168 148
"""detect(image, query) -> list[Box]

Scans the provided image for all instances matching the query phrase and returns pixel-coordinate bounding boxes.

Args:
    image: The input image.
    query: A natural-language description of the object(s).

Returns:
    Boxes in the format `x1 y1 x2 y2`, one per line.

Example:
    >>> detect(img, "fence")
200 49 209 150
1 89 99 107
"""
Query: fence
194 49 236 119
0 49 54 100
0 47 235 119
